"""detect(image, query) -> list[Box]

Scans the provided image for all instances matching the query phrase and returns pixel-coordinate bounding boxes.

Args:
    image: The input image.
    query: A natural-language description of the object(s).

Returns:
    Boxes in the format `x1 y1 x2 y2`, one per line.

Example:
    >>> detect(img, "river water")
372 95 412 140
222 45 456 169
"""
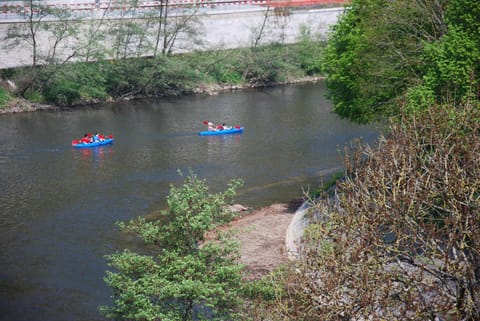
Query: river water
0 82 378 321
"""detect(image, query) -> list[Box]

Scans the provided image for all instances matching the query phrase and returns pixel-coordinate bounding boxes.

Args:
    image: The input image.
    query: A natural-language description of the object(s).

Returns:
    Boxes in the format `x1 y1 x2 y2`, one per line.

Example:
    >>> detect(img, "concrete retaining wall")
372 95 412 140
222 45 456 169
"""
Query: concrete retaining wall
0 7 343 69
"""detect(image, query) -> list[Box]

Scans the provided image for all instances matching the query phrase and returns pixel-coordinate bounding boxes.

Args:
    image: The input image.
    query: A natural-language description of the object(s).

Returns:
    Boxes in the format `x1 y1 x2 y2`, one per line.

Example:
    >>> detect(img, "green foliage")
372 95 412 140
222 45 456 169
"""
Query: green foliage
415 0 480 105
324 0 480 122
188 50 244 85
241 275 277 301
0 87 11 107
41 63 108 106
120 171 243 253
421 28 479 103
102 242 244 321
404 83 435 112
153 56 204 93
102 58 155 97
102 172 246 321
322 1 375 123
240 45 288 86
293 25 326 76
445 0 480 38
5 36 327 107
24 88 45 104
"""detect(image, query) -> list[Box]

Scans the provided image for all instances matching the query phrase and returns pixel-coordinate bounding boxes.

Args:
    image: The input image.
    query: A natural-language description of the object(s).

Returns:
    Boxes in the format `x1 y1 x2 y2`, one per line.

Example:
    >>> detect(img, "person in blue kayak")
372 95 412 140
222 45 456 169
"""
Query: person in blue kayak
203 121 217 131
203 120 232 131
93 132 105 142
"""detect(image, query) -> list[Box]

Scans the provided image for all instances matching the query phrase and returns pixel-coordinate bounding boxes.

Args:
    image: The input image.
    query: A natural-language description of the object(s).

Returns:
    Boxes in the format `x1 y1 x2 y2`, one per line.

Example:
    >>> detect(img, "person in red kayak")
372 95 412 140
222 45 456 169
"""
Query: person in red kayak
81 133 92 144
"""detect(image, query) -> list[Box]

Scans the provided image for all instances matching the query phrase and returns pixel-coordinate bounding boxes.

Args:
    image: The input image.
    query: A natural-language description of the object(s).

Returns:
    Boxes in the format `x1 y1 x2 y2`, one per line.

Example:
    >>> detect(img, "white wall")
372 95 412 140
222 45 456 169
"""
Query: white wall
0 7 343 69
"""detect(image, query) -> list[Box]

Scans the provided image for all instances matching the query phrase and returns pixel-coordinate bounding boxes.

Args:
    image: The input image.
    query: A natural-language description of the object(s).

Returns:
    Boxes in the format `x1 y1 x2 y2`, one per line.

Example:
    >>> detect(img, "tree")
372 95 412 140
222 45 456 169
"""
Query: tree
323 0 447 123
107 0 152 60
5 0 49 68
101 171 246 321
4 1 82 97
262 102 480 320
159 5 204 55
408 0 480 107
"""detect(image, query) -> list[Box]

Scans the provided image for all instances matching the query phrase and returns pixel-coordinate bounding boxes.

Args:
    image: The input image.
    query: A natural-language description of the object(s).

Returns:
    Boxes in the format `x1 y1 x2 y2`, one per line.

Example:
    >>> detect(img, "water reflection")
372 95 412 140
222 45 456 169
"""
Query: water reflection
73 145 115 167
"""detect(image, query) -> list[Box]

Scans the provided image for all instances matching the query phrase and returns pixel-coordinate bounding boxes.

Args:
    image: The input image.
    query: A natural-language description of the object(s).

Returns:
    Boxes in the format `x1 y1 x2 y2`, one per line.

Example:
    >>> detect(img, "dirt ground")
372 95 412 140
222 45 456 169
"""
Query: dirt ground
218 199 303 279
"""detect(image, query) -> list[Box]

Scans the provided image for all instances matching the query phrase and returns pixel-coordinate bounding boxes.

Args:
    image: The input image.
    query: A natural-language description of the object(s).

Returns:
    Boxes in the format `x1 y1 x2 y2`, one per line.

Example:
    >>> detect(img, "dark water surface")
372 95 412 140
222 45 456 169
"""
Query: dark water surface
0 82 378 321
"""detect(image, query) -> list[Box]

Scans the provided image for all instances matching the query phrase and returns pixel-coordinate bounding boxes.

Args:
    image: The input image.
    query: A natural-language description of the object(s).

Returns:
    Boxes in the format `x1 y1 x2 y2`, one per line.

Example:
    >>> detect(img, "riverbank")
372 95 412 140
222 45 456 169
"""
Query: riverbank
0 96 58 114
0 76 324 115
209 199 304 279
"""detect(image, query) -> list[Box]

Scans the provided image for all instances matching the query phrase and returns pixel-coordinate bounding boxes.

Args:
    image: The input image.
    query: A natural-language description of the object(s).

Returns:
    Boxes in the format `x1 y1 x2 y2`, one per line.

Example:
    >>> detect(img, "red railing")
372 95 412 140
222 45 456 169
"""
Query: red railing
266 0 346 7
0 0 346 16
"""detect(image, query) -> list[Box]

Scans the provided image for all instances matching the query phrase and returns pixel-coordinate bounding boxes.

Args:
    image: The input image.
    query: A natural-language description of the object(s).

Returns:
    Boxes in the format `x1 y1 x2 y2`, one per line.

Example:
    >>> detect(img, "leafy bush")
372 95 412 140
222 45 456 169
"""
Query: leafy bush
322 0 450 123
102 58 153 97
293 25 326 76
42 63 108 105
101 172 246 321
24 89 45 104
0 87 11 107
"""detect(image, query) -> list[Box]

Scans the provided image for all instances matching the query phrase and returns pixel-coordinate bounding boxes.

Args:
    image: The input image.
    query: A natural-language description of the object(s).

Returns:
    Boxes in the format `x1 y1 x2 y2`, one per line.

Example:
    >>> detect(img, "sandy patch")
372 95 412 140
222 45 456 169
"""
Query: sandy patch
213 199 303 279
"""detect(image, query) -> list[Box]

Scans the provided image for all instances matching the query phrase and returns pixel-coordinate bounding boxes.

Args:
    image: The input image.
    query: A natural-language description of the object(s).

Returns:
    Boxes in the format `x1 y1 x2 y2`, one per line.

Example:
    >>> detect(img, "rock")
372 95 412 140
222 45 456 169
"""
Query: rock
227 204 249 212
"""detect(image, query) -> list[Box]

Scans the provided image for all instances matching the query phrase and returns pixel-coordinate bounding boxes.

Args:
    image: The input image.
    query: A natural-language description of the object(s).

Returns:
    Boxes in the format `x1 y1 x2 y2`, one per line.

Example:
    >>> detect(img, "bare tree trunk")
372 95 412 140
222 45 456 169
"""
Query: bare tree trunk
162 0 169 55
153 0 165 57
254 6 271 48
26 0 39 67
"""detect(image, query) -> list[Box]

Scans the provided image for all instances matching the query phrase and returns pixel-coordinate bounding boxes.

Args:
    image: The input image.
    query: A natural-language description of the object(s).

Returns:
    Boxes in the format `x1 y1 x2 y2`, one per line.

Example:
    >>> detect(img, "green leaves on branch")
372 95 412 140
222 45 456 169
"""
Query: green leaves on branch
119 171 243 253
102 171 246 321
103 242 244 321
323 0 480 122
0 87 11 107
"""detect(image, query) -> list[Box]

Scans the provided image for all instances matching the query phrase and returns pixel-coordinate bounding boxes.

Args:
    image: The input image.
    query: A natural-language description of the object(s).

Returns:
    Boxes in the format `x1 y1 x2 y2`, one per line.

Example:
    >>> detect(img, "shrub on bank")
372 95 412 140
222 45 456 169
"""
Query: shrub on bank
40 63 109 106
0 87 11 108
4 41 326 108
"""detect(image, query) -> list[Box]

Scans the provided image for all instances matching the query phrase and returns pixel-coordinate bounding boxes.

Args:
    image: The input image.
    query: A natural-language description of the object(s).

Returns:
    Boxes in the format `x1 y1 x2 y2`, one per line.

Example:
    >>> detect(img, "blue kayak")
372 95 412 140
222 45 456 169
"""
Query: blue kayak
72 137 114 148
198 127 244 136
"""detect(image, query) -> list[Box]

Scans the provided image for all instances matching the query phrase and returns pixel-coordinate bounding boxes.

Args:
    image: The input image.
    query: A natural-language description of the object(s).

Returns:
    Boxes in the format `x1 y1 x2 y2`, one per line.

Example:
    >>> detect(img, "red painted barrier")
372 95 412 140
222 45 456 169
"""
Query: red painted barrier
0 0 347 16
266 0 346 7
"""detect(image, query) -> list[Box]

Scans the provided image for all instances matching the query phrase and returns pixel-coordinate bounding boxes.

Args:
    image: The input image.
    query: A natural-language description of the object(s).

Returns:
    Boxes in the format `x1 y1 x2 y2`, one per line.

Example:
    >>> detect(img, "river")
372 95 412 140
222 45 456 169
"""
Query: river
0 82 378 321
